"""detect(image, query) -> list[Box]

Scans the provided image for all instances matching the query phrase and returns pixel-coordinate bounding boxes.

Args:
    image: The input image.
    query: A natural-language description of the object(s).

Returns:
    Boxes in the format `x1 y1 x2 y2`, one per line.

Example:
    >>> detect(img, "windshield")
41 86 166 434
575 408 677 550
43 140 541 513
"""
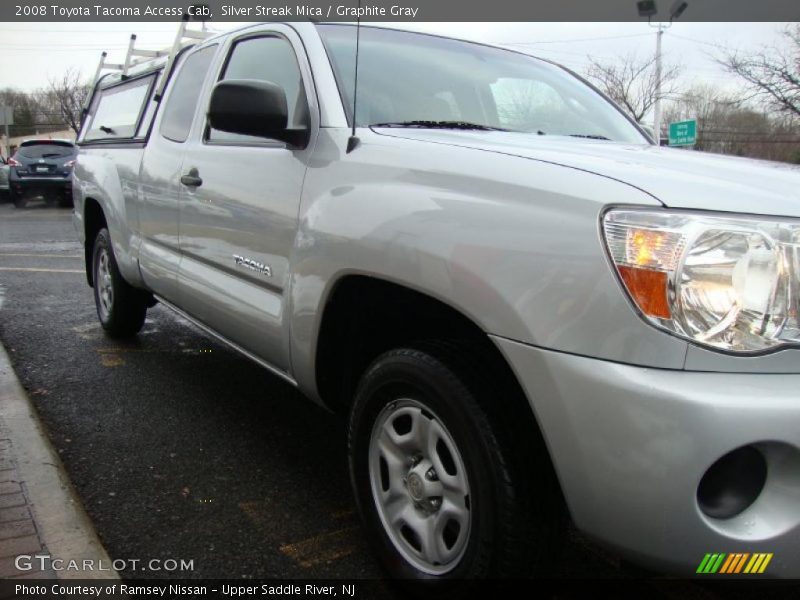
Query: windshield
18 143 75 158
318 25 647 144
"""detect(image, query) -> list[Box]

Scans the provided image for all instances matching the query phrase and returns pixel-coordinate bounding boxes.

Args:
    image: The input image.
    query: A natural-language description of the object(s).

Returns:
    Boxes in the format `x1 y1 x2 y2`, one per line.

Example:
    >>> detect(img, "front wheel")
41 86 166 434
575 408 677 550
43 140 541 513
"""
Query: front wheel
92 228 148 338
348 347 563 583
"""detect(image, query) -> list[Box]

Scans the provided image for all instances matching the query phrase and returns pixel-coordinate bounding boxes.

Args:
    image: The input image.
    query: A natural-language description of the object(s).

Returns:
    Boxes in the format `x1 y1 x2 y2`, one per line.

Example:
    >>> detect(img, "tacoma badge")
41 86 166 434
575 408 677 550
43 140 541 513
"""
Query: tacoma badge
233 255 272 277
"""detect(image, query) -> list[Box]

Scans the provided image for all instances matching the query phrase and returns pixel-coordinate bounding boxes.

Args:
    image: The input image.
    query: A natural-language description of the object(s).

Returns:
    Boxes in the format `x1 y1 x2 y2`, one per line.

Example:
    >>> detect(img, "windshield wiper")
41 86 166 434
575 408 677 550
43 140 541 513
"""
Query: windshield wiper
568 134 611 140
371 120 510 132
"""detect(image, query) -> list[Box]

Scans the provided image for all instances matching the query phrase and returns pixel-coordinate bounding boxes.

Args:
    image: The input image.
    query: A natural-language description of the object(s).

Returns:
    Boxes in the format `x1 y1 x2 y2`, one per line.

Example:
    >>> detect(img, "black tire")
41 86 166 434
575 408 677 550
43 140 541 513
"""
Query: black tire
348 345 564 585
11 189 26 208
58 196 74 209
91 227 148 338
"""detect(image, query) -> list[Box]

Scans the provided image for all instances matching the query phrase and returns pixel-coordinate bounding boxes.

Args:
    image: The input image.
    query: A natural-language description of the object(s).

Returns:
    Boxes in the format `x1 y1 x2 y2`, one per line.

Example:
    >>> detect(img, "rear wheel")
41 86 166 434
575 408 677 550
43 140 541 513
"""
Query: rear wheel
348 346 564 584
92 228 148 338
11 189 26 208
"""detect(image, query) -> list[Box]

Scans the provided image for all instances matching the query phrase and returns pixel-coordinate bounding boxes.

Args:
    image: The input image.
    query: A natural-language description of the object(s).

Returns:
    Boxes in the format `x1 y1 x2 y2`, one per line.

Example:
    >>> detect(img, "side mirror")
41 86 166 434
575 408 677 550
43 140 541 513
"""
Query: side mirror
207 79 308 148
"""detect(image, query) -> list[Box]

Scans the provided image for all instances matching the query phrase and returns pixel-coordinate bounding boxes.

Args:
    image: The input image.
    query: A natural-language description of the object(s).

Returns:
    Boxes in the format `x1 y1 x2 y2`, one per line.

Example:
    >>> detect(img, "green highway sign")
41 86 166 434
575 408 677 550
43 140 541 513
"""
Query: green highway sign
669 119 697 146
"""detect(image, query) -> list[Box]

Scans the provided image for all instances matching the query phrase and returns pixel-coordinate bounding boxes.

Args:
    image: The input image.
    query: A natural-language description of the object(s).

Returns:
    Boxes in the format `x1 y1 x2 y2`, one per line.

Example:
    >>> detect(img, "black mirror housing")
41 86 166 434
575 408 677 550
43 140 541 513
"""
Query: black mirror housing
207 79 308 147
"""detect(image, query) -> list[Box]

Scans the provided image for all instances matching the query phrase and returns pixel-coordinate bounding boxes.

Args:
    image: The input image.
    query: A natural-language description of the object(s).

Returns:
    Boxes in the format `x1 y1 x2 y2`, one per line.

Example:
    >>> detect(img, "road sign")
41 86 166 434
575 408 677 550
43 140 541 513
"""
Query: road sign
669 119 696 146
0 106 13 126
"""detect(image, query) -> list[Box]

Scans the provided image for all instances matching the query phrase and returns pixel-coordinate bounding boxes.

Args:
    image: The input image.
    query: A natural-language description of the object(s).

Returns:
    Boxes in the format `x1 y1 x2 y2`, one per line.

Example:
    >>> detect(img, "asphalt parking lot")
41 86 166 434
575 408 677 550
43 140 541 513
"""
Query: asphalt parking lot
0 199 788 597
0 200 391 582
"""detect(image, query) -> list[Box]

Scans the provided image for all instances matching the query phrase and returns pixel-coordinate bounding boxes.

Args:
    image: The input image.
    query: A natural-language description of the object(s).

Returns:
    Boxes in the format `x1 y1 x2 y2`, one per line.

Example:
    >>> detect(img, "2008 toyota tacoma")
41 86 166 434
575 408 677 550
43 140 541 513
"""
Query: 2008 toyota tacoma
73 22 800 579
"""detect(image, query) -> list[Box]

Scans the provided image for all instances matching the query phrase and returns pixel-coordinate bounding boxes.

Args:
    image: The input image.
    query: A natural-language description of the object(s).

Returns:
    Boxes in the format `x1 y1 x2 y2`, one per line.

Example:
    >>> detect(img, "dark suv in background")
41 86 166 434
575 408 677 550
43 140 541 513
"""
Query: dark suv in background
8 139 77 208
0 155 9 200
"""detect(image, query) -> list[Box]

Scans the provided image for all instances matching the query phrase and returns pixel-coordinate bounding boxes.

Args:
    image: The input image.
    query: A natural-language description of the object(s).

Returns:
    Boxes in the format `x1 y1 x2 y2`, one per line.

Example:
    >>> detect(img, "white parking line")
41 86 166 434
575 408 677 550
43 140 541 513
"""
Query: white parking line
0 267 83 274
0 253 82 259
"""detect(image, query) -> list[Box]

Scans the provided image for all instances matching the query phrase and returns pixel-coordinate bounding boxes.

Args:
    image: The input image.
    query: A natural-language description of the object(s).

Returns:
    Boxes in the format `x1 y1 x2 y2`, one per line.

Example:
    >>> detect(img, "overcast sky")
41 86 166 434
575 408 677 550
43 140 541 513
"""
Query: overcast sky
0 21 790 94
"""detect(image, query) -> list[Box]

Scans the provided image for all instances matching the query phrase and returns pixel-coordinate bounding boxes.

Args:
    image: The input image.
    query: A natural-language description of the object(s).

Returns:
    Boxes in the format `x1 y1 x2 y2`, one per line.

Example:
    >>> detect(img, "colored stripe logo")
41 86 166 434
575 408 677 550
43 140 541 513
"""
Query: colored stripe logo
697 553 773 574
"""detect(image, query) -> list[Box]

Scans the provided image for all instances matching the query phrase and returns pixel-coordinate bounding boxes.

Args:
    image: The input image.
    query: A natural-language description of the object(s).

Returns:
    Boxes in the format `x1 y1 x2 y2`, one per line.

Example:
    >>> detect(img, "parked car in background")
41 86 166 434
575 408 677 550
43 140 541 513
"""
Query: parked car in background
8 140 77 208
0 155 9 200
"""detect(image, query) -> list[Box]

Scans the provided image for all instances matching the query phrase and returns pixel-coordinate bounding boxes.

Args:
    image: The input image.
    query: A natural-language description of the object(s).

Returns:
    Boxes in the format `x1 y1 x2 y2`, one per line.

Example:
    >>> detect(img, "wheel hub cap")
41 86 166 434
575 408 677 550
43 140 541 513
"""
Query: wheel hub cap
407 471 426 502
96 247 114 320
368 399 472 575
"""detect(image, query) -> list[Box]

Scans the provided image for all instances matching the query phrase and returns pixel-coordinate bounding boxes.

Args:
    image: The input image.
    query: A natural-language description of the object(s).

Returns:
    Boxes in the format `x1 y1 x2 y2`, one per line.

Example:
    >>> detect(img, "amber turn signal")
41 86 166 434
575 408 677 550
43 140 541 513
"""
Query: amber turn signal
617 266 671 319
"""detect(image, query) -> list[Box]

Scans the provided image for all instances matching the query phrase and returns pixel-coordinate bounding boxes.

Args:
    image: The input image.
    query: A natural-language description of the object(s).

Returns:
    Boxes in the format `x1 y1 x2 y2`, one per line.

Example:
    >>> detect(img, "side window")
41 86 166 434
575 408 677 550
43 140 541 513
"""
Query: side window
84 76 153 141
208 35 307 143
160 45 217 143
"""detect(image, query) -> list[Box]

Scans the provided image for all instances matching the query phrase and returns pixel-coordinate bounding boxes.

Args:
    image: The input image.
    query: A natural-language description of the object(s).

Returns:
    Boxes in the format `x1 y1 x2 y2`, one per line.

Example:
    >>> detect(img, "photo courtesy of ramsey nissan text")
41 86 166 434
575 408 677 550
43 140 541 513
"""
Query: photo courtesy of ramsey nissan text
0 0 799 598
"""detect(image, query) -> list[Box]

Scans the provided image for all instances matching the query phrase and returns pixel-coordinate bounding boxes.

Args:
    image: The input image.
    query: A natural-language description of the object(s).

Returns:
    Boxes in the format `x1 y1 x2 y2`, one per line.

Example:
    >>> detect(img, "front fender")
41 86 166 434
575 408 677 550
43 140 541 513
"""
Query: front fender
288 129 688 400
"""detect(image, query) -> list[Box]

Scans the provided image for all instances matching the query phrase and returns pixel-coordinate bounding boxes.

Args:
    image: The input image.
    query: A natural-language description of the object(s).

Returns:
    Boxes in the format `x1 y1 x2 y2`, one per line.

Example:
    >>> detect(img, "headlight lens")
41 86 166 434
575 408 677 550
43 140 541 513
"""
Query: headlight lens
603 209 798 353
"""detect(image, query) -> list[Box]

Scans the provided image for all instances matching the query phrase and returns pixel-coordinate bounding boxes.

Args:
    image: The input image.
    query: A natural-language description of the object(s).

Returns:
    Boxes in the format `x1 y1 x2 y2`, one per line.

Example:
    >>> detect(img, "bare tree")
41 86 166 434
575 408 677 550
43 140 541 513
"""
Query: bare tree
493 79 563 131
44 68 90 135
717 25 800 118
662 83 800 163
585 53 682 123
662 83 740 149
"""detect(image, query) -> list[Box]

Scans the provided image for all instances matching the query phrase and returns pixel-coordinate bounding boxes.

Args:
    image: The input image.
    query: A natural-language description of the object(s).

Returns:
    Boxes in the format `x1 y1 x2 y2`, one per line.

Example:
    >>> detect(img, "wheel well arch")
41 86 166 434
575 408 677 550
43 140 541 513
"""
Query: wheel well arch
315 275 544 427
316 275 498 408
83 197 107 287
313 274 565 508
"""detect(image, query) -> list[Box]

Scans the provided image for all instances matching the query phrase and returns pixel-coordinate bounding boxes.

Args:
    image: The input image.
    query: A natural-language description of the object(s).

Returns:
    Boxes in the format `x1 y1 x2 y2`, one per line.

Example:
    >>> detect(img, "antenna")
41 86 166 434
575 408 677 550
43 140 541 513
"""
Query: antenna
346 0 362 153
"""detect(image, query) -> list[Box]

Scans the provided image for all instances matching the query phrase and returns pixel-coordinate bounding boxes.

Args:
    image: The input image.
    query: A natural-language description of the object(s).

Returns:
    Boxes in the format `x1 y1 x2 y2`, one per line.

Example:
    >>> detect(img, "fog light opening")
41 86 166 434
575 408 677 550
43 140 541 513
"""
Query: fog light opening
698 445 767 520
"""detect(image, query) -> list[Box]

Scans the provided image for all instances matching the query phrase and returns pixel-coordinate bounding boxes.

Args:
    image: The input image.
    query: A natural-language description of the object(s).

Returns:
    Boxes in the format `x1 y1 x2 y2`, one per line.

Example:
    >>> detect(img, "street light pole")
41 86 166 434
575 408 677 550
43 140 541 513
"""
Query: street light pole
637 1 688 146
654 23 664 145
2 107 10 158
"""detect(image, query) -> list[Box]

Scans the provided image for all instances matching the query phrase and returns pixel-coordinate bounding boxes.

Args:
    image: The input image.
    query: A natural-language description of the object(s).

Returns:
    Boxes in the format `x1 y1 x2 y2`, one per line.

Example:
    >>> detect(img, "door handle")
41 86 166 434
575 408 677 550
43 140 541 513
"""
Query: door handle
180 168 202 188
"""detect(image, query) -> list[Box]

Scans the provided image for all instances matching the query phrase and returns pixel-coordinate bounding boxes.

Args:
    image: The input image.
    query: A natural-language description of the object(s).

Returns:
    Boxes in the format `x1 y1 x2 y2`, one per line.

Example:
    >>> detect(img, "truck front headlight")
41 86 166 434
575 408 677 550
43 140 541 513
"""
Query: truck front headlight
603 208 798 353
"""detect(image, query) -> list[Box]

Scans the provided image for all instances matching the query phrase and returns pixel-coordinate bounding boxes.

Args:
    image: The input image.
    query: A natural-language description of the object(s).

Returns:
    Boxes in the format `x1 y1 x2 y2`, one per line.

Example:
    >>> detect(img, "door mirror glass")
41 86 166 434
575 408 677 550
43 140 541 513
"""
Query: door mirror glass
208 79 307 146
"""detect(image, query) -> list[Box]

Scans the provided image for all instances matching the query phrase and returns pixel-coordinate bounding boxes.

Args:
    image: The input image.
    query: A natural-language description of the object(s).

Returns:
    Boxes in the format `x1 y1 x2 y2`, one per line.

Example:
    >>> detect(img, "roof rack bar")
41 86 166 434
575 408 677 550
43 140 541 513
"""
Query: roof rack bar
87 18 214 105
154 17 215 101
122 34 137 76
81 20 214 132
131 49 168 59
183 29 210 40
91 51 108 87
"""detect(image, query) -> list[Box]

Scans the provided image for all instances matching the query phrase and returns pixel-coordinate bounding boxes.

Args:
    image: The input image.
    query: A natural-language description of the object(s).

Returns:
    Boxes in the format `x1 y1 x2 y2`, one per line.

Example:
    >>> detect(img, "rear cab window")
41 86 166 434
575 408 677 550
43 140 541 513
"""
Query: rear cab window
82 74 157 142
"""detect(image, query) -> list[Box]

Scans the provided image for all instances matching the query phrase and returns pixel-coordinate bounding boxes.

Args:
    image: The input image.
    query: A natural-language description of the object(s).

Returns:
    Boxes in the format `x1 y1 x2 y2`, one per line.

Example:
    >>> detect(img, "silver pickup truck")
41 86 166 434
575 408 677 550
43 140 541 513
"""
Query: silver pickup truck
74 22 800 579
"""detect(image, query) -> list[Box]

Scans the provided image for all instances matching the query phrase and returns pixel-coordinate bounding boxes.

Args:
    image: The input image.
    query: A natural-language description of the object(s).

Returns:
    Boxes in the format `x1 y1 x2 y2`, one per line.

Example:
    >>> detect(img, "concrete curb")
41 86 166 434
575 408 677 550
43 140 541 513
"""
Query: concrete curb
0 341 119 580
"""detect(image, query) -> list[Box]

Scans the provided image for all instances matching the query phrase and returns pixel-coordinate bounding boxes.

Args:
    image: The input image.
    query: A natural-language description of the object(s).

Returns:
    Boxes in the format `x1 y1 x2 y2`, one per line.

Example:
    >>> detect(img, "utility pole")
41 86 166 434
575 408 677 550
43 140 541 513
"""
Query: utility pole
2 106 11 158
654 23 664 145
636 1 689 146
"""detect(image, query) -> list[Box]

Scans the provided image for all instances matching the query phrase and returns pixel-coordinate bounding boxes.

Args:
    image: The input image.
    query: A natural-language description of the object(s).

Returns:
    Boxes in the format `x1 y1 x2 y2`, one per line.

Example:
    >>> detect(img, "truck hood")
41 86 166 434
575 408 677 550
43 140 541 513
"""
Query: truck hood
374 129 800 218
